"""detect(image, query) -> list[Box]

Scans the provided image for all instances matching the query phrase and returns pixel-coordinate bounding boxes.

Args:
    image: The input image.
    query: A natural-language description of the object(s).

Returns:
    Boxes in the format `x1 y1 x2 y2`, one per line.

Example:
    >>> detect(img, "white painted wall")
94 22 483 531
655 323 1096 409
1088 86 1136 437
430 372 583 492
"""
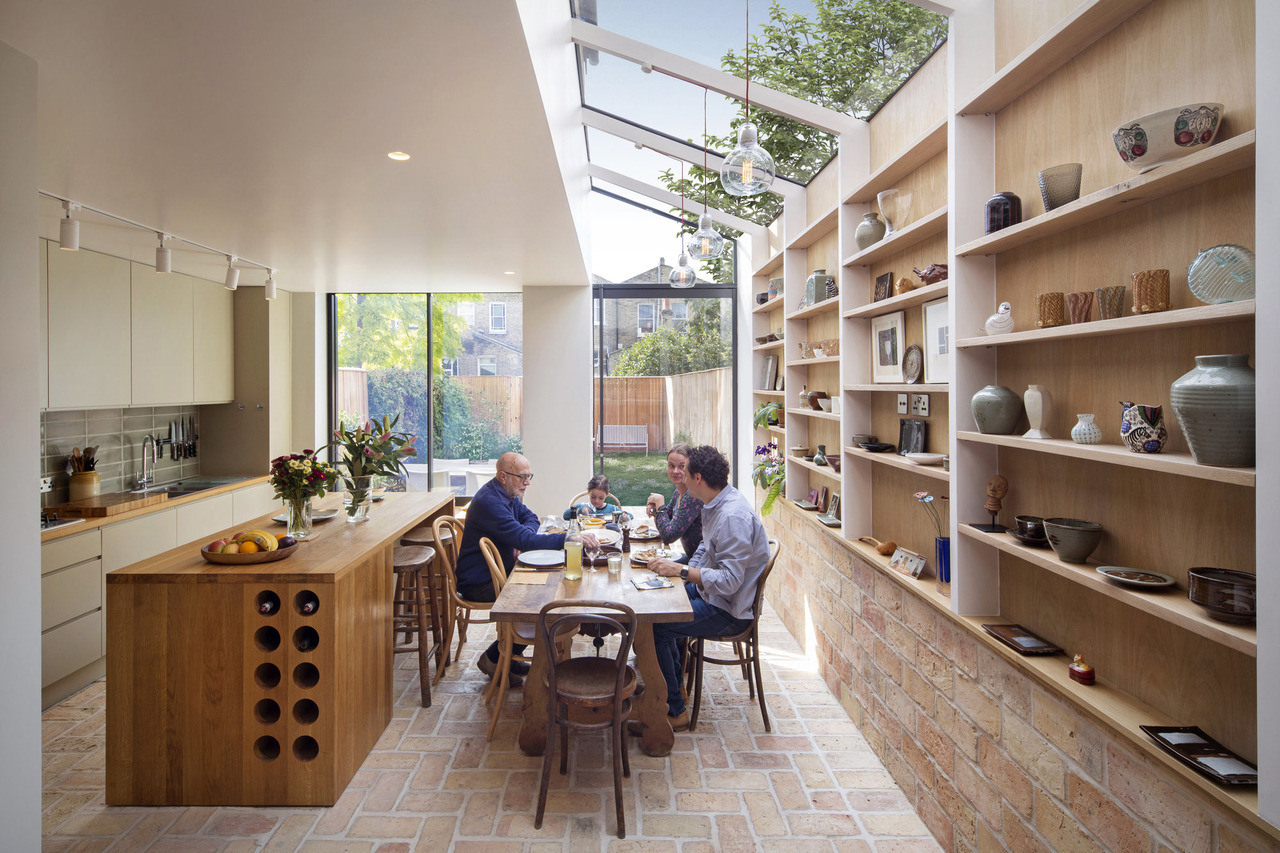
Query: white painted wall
0 37 43 849
521 286 595 516
292 290 328 453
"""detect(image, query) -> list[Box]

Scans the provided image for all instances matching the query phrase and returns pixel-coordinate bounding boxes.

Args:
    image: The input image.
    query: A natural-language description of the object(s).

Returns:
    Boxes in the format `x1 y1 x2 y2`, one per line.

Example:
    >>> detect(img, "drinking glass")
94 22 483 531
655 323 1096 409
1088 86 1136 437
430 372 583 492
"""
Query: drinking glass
584 538 600 573
607 554 624 575
564 541 583 581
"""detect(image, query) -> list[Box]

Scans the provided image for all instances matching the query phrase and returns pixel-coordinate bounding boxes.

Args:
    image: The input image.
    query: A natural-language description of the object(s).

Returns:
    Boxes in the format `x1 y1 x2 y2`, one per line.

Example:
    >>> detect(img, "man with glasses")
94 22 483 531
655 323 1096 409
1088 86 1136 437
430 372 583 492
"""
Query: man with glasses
455 452 598 683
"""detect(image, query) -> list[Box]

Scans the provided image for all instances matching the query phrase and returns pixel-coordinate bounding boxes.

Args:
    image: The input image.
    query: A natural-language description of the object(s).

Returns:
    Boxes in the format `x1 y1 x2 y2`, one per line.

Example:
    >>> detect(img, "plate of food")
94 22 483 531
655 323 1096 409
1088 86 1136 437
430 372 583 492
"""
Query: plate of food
629 547 670 565
588 528 622 547
629 523 660 541
272 508 340 524
518 550 565 568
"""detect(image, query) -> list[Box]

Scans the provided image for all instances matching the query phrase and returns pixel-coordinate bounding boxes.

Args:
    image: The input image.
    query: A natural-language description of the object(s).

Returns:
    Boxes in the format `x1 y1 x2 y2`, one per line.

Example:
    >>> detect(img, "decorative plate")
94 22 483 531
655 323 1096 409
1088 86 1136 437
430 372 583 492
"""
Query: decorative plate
518 550 565 567
1187 244 1255 305
903 452 945 466
201 541 299 565
903 344 923 383
859 442 896 453
1096 566 1176 588
272 508 340 524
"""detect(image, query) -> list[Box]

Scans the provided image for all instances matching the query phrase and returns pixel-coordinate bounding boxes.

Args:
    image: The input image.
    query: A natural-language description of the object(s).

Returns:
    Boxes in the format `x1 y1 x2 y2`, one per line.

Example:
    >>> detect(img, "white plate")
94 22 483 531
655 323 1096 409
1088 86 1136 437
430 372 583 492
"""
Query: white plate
272 508 340 524
903 452 946 466
629 525 660 540
518 550 565 567
588 528 621 546
629 547 671 564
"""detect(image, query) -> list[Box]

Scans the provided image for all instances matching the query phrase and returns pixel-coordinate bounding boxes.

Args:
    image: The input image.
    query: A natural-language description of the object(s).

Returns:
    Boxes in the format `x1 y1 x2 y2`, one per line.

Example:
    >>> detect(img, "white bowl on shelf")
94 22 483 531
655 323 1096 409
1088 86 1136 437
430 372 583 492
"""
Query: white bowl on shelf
903 452 946 466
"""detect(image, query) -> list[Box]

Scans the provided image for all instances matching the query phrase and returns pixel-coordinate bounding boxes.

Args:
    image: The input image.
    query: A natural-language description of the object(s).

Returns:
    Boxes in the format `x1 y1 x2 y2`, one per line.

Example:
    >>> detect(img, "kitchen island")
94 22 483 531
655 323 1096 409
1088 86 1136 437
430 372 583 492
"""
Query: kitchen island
105 490 454 806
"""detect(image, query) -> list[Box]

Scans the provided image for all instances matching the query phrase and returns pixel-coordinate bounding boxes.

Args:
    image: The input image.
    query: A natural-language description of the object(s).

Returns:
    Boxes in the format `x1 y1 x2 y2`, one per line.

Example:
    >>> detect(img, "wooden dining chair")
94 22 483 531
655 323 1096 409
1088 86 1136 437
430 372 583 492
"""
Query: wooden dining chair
432 515 491 681
568 490 622 511
479 536 542 741
685 537 780 732
534 599 638 839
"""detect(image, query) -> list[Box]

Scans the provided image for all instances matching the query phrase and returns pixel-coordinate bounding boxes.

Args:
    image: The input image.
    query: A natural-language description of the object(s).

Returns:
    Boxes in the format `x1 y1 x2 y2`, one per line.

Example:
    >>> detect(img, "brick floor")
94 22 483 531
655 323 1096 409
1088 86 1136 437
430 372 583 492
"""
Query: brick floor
42 602 940 852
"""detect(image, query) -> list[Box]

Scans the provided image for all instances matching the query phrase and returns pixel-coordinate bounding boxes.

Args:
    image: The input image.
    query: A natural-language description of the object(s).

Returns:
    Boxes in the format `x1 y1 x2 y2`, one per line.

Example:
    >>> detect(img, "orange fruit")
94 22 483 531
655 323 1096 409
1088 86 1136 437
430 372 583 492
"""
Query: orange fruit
239 541 260 554
275 533 288 541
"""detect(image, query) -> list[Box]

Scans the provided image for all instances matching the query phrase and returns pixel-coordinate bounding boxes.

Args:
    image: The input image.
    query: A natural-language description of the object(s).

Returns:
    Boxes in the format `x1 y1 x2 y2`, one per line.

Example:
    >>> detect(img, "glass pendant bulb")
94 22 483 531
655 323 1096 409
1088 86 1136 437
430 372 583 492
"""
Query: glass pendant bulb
720 122 776 197
688 212 724 261
669 252 697 288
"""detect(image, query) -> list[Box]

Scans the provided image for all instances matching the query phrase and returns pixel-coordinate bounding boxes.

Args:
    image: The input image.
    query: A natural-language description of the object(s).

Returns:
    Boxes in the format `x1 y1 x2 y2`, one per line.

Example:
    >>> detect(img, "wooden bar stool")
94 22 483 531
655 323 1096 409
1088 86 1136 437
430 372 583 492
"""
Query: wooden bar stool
401 522 451 549
392 543 440 707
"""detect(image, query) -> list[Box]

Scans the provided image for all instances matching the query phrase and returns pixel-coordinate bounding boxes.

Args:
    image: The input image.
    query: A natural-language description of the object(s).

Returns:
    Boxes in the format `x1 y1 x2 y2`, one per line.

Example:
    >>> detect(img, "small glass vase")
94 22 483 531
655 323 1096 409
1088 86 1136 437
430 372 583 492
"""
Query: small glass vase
934 536 951 597
287 497 313 539
343 475 375 522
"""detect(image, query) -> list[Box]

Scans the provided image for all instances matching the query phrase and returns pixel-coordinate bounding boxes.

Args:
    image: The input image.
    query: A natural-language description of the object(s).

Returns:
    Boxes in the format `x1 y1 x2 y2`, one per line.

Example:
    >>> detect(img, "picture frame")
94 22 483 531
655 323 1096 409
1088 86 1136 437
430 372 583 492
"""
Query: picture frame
898 418 928 456
888 546 927 578
870 311 905 383
922 297 950 384
816 486 829 512
818 494 841 527
760 354 778 391
874 272 894 302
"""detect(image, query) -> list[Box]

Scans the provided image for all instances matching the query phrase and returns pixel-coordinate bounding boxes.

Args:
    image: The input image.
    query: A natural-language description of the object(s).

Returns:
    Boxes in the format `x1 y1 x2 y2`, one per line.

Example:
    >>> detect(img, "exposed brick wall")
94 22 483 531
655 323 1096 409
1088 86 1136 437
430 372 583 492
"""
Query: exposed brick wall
762 501 1280 853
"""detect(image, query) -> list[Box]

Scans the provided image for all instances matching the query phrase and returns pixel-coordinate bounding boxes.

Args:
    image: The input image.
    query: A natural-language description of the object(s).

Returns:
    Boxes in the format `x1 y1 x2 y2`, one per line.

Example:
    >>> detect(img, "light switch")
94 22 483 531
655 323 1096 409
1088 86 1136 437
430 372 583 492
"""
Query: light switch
897 393 908 414
910 394 930 417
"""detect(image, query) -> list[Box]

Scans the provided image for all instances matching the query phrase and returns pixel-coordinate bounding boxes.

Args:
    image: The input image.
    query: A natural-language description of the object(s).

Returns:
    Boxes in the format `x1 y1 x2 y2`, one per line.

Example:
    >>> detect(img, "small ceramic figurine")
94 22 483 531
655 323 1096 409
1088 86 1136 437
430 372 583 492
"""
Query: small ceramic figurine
894 276 917 296
1068 654 1096 685
913 264 949 285
985 302 1014 335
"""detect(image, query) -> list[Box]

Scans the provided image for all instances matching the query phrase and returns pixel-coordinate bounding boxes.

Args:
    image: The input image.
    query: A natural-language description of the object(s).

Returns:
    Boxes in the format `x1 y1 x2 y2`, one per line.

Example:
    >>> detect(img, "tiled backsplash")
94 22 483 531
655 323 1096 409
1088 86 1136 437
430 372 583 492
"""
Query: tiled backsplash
41 406 202 507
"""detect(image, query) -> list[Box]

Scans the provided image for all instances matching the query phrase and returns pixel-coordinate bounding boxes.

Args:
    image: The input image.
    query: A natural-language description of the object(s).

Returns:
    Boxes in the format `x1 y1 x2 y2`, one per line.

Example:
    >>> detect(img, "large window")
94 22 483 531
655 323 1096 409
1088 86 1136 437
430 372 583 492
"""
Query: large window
637 303 655 335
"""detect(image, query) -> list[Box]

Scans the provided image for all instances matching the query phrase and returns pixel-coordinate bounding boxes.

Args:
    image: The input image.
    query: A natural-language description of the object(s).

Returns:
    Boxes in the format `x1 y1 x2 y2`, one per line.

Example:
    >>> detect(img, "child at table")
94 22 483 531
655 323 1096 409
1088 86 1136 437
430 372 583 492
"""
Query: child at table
563 474 624 520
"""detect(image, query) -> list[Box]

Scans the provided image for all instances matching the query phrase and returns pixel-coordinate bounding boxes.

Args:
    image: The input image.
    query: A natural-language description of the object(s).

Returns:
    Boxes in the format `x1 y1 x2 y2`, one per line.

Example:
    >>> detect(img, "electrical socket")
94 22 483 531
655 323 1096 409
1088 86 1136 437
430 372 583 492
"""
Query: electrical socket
910 393 931 417
40 476 53 494
896 393 908 414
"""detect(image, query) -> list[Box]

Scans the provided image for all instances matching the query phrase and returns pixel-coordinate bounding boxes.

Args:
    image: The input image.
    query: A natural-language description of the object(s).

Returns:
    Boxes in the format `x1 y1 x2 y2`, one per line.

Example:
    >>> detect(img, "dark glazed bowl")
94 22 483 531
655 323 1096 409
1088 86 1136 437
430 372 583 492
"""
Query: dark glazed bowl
1014 515 1046 539
1188 568 1256 624
1043 518 1103 564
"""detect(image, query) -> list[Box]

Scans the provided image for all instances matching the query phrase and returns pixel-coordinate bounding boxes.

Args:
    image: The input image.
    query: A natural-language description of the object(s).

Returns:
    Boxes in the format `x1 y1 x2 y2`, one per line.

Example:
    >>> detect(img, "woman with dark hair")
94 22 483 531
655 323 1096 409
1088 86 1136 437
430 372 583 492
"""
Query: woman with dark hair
563 473 623 519
644 443 703 562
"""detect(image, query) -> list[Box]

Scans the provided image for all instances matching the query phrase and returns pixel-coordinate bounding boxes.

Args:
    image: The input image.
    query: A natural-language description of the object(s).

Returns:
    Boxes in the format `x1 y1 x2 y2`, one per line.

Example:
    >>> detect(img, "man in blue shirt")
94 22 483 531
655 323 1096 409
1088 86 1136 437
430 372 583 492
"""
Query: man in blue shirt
646 445 771 732
455 452 597 682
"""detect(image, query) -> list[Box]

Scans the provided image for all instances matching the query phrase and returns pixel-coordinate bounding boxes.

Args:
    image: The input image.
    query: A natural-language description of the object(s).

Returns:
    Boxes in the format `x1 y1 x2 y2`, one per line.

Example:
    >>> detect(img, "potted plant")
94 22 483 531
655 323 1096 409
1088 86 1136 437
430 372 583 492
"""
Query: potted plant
326 414 418 521
269 451 339 539
752 441 785 516
753 401 782 428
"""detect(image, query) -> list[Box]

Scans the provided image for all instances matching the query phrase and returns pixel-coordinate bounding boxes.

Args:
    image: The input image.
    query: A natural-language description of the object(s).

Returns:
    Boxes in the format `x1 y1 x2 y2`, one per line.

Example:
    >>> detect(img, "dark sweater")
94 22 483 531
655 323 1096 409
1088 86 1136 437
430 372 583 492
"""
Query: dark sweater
455 478 566 593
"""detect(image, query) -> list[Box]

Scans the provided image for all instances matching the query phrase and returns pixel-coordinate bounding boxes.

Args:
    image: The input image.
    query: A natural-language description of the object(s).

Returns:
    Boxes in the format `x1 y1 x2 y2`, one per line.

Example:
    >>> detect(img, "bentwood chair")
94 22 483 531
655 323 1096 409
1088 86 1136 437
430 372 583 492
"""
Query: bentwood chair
534 600 638 839
567 491 623 512
479 537 543 741
685 537 780 732
432 515 493 680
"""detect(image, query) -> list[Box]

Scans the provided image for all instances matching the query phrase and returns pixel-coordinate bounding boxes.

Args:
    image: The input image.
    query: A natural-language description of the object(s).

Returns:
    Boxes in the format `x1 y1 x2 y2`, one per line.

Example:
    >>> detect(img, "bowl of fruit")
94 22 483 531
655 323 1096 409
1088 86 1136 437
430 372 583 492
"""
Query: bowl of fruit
202 529 300 564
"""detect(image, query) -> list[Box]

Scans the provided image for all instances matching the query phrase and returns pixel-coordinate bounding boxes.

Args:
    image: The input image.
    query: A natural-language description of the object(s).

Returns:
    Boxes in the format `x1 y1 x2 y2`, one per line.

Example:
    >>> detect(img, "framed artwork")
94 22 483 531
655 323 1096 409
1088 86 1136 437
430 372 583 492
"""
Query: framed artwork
870 311 905 383
816 486 829 512
888 547 927 578
923 297 950 384
874 272 894 302
760 354 778 391
818 493 841 527
898 418 928 455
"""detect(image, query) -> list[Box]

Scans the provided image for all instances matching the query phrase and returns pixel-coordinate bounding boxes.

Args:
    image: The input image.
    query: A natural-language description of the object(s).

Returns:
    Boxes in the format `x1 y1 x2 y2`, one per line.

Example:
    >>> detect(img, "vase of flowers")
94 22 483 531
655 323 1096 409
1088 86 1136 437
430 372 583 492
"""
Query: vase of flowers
752 441 785 516
327 415 417 521
915 491 950 596
269 451 338 539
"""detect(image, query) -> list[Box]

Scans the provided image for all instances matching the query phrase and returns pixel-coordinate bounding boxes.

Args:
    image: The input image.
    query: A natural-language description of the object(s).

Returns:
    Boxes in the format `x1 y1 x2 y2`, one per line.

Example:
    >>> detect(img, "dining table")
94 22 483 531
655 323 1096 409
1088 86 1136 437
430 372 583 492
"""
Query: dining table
490 519 692 758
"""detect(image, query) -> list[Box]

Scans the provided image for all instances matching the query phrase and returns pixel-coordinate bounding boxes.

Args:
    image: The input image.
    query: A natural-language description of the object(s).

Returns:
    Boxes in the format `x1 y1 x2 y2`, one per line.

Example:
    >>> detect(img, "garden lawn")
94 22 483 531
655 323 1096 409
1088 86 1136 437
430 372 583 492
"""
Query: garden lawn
596 452 671 507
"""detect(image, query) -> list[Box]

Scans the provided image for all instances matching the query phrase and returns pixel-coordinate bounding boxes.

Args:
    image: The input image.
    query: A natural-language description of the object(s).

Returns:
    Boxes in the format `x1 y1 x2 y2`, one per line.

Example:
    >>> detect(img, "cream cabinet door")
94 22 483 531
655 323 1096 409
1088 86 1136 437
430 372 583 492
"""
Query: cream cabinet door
176 493 235 545
233 482 281 526
101 508 177 649
193 277 233 403
131 263 194 405
39 239 49 409
47 246 132 409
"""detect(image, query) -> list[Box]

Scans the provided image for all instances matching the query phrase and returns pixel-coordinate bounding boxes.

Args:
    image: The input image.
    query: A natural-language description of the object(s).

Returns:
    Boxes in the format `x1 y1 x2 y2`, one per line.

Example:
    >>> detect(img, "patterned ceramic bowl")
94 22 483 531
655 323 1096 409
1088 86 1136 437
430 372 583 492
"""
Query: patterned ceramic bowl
1111 103 1223 173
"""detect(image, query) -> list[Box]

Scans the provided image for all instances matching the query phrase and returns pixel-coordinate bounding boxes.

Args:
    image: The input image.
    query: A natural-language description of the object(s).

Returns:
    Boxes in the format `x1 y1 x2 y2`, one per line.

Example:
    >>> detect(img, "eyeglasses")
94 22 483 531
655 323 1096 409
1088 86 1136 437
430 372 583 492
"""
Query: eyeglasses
500 470 534 483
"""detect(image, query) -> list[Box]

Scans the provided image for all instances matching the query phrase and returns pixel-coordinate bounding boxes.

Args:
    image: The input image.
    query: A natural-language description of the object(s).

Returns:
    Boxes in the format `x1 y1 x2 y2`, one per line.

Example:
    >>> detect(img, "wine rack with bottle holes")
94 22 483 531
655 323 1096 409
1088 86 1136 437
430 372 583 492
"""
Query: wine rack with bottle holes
249 585 326 766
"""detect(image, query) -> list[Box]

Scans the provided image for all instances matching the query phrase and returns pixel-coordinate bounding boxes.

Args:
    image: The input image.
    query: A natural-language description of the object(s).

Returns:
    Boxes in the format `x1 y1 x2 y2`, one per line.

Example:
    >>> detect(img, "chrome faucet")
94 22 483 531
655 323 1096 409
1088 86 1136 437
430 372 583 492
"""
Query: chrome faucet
138 434 157 488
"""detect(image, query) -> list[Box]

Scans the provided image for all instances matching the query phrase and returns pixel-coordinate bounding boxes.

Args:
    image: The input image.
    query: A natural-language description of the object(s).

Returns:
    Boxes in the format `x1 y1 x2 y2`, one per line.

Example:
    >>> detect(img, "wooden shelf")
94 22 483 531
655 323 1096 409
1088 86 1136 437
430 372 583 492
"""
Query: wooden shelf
753 296 785 315
844 446 950 483
844 118 948 204
786 407 840 422
787 204 839 250
955 131 1256 257
956 431 1255 487
792 355 840 367
790 456 841 481
843 281 949 320
788 297 841 321
959 526 1254 656
753 251 784 278
956 0 1156 116
956 300 1254 348
752 340 784 353
767 425 786 440
753 389 785 398
844 383 948 394
842 206 948 267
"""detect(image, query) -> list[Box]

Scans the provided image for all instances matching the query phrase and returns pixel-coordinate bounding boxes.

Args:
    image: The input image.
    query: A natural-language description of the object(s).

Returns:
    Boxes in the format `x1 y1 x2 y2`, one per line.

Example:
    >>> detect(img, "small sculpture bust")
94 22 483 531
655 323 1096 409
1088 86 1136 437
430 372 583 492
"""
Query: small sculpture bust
985 302 1014 335
983 475 1009 517
1069 654 1096 685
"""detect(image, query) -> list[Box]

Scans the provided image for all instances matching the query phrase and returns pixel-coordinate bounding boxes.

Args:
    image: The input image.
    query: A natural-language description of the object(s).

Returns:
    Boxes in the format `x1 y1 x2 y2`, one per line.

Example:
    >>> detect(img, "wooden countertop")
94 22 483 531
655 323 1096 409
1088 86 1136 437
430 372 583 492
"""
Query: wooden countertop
106 490 454 584
41 476 272 543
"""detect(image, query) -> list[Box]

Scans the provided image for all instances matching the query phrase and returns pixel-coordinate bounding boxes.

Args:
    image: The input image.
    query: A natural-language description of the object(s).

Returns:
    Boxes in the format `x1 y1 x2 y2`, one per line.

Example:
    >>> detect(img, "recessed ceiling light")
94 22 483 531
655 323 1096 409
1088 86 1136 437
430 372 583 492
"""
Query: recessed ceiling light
503 271 516 276
387 151 411 161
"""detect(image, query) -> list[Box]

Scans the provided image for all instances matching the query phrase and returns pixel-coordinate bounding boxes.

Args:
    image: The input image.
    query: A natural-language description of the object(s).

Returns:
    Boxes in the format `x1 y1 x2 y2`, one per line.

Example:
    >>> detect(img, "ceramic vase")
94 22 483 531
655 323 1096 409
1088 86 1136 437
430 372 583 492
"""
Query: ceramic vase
971 385 1023 435
814 445 829 467
1064 291 1093 324
806 269 831 305
343 474 375 522
1037 163 1083 211
984 192 1022 233
1170 354 1256 467
1095 285 1126 320
934 536 951 597
854 213 886 250
1071 414 1102 445
1119 401 1167 453
1023 385 1053 439
287 496 313 539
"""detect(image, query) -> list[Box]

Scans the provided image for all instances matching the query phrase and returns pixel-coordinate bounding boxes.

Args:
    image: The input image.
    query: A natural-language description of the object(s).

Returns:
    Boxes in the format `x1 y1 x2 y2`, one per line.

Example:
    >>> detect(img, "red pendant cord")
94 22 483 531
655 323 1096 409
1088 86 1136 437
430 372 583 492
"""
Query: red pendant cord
745 0 750 120
703 88 709 211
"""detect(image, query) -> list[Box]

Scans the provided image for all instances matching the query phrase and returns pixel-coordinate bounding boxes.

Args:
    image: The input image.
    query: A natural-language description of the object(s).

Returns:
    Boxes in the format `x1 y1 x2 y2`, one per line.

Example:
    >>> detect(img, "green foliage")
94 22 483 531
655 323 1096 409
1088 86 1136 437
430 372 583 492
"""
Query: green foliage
752 441 785 516
365 368 431 463
431 374 472 458
753 401 782 429
453 392 523 461
334 292 480 369
612 300 731 377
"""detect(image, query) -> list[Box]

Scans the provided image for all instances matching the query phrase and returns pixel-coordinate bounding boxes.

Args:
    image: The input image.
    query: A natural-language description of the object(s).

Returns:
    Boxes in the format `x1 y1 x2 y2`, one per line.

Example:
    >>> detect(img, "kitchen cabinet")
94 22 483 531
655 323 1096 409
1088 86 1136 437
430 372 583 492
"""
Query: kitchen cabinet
193 277 234 403
41 528 102 704
233 482 280 526
175 492 234 544
39 239 48 409
47 244 132 409
131 263 194 405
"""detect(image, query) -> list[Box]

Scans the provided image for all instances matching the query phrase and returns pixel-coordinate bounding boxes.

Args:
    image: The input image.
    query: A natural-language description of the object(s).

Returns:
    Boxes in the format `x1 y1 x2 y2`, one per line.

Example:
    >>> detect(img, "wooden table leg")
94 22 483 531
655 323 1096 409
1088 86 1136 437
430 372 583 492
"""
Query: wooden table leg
632 623 674 757
517 636 551 756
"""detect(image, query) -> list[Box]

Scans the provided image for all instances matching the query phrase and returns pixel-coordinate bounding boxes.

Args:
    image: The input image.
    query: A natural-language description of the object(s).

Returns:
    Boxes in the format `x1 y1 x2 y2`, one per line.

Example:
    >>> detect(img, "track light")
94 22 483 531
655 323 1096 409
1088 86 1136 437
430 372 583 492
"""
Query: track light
155 233 171 273
224 256 239 290
59 201 80 250
264 270 277 301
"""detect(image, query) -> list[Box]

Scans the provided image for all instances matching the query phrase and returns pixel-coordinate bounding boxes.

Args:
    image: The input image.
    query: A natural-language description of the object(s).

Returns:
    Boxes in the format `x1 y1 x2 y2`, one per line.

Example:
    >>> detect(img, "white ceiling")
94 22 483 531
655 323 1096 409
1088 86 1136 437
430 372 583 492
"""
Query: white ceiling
1 0 590 292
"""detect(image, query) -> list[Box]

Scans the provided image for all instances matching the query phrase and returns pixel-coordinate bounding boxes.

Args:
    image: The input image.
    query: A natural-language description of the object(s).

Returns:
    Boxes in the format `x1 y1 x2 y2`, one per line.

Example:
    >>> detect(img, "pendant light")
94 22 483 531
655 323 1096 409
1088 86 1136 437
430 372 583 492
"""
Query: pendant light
721 1 776 197
224 255 239 290
59 201 80 250
669 162 697 288
688 89 725 261
155 233 171 273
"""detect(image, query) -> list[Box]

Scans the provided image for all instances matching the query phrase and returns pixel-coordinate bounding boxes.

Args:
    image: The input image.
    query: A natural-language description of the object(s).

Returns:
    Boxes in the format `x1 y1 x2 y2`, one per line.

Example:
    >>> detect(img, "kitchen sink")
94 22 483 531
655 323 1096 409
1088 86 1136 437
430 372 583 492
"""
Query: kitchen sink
131 476 252 496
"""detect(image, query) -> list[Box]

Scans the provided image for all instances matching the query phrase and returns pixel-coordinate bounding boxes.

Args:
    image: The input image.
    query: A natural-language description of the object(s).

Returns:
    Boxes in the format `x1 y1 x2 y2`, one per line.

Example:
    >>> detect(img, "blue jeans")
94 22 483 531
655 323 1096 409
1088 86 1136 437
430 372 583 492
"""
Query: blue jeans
652 585 750 716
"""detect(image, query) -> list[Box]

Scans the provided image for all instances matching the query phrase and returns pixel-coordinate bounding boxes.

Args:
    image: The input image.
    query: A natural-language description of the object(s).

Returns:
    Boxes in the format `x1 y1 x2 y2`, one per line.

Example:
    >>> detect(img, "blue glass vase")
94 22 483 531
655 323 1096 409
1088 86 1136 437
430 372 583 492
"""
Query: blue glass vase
935 536 951 596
